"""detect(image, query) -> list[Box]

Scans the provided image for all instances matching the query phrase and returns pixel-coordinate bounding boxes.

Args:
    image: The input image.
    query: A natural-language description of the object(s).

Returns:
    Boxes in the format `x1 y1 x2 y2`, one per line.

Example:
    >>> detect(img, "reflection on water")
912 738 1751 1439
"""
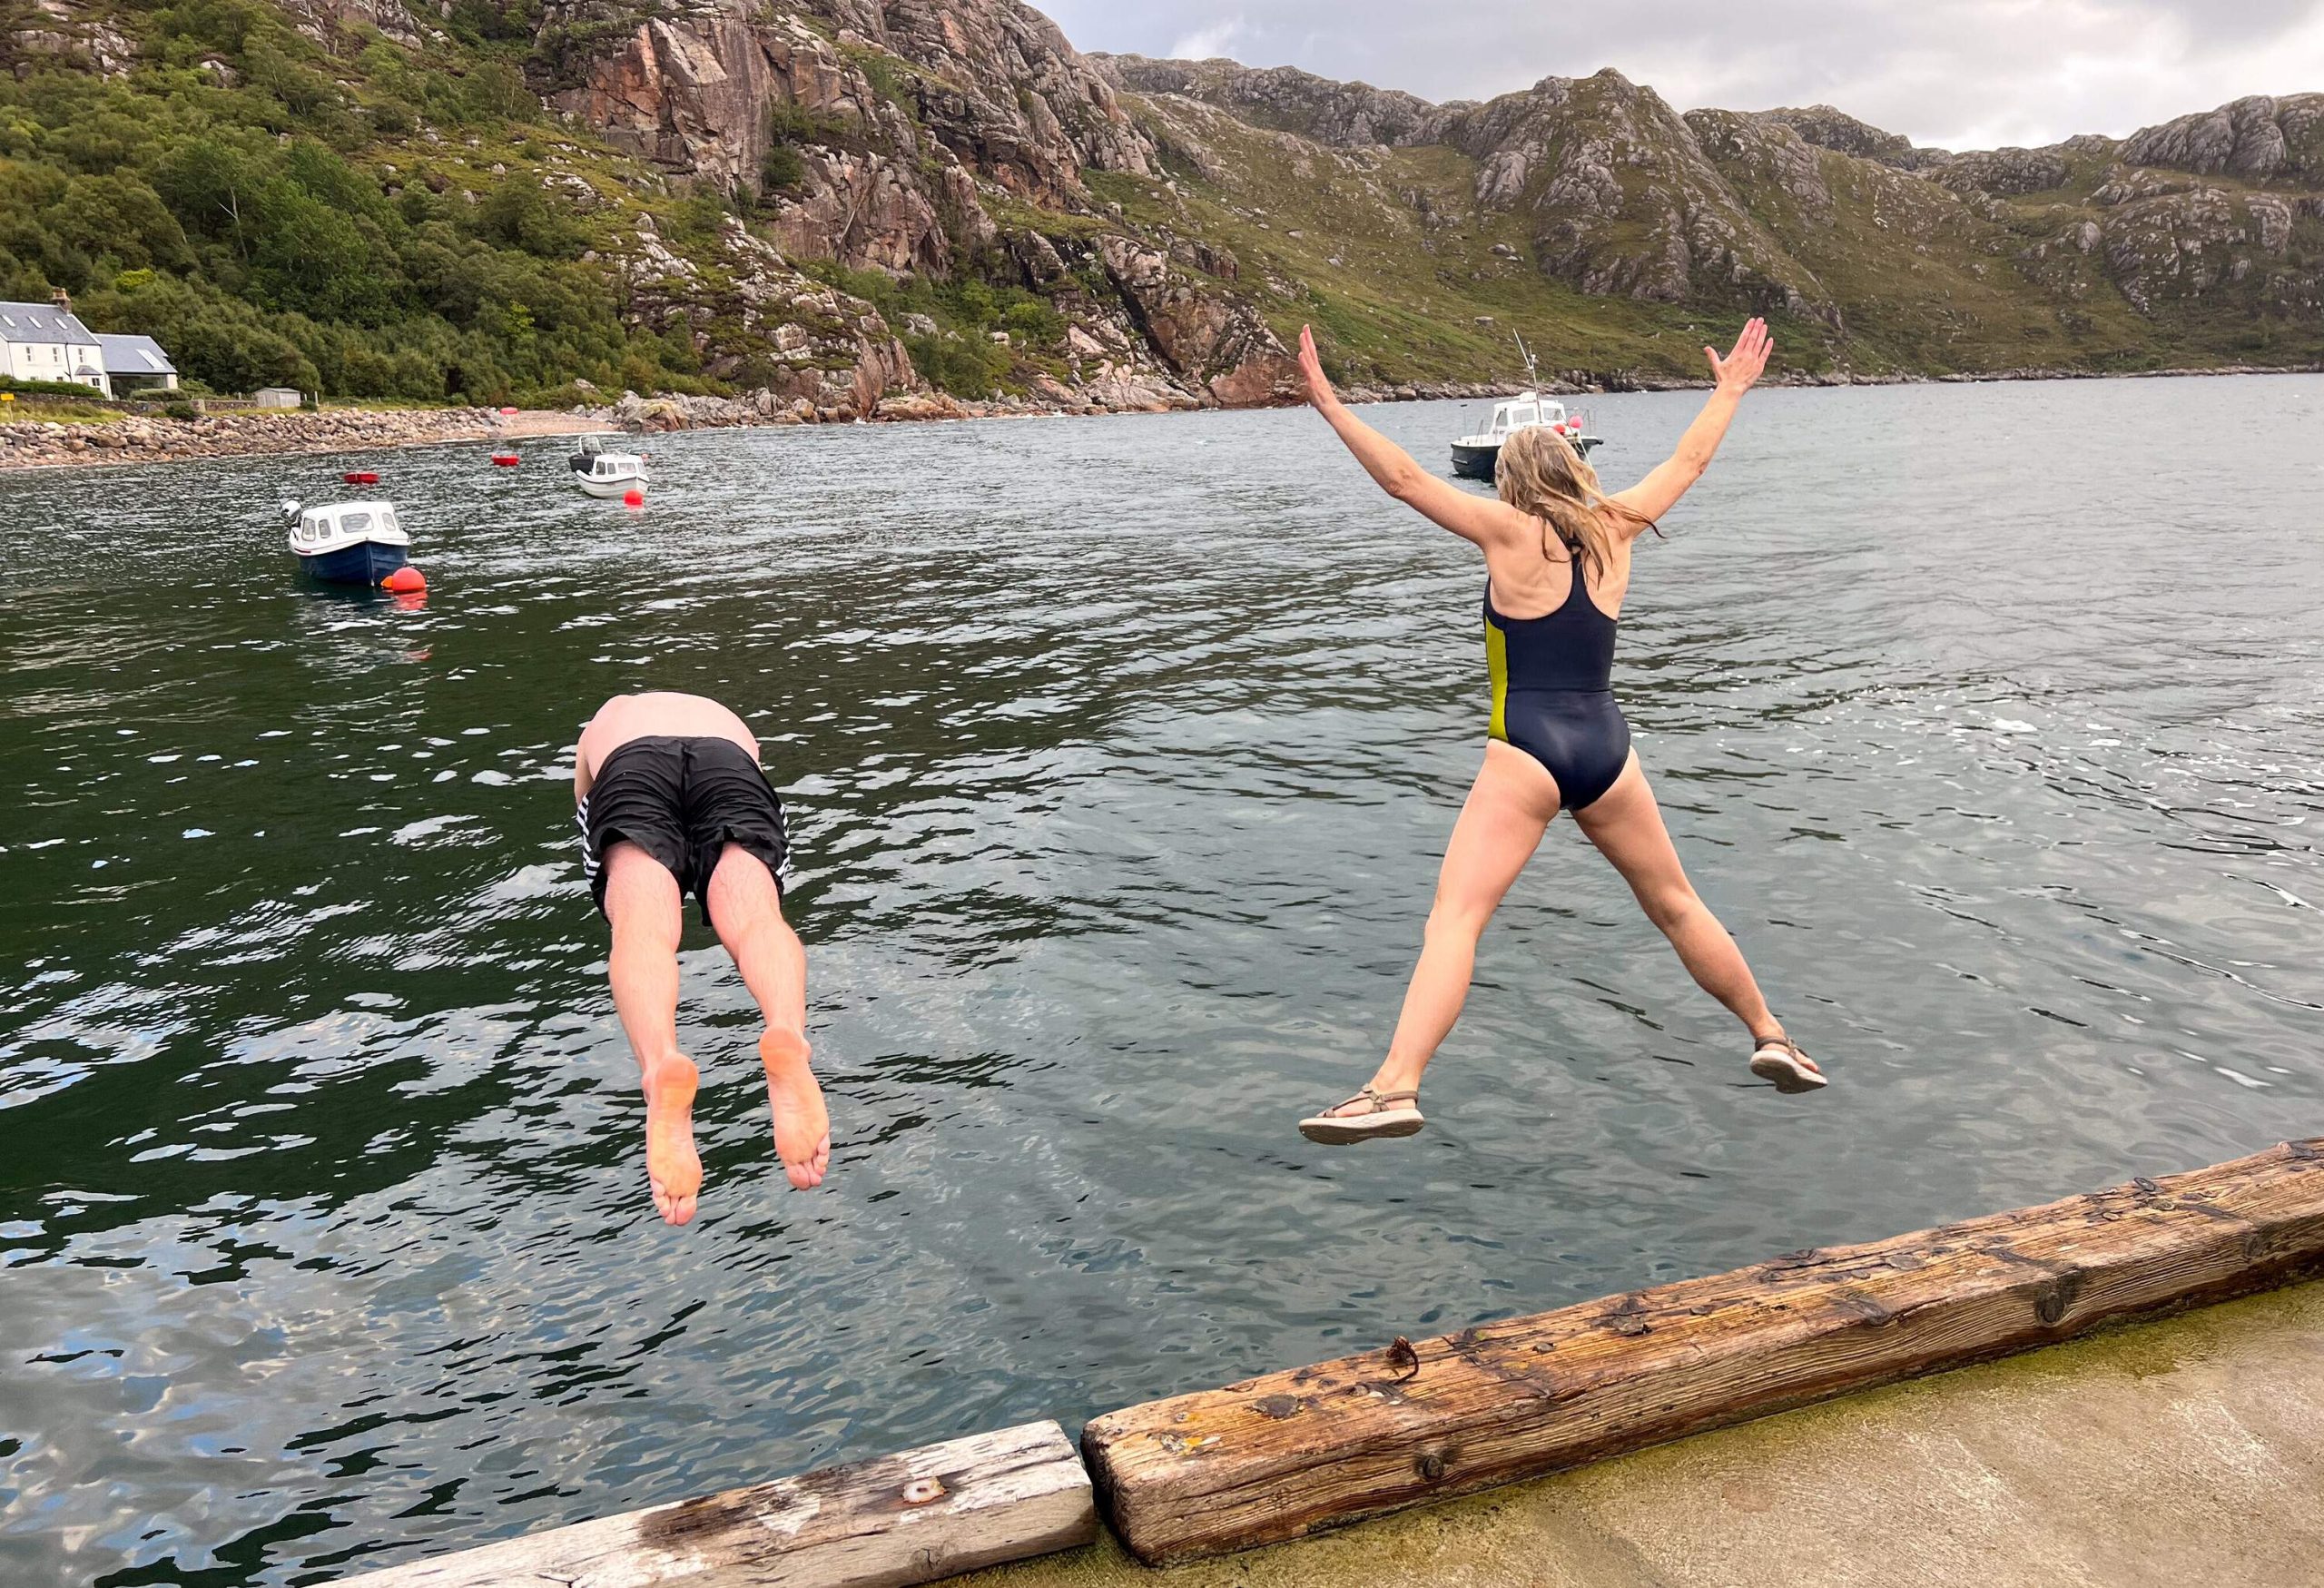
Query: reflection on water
3 377 2320 1584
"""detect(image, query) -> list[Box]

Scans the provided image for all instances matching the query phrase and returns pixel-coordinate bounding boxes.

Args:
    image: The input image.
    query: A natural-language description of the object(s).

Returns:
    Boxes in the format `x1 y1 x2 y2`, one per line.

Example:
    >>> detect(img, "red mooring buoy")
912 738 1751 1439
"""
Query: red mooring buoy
491 453 520 467
380 566 427 594
344 470 380 486
623 487 645 508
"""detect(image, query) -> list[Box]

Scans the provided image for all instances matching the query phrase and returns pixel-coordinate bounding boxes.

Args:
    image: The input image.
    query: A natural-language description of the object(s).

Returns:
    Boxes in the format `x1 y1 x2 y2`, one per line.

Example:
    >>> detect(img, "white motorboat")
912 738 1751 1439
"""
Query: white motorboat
569 436 647 498
283 499 412 585
1449 331 1600 481
1450 393 1600 480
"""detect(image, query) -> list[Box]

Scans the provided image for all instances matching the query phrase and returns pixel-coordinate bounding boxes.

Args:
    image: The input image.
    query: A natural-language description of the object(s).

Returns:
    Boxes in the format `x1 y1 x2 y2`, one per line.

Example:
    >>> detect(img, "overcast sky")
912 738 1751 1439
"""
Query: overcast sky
1035 0 2324 151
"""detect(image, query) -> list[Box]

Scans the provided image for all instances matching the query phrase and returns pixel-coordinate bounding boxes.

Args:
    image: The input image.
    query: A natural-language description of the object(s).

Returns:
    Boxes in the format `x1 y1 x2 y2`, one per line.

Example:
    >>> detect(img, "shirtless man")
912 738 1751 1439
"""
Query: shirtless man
575 692 831 1225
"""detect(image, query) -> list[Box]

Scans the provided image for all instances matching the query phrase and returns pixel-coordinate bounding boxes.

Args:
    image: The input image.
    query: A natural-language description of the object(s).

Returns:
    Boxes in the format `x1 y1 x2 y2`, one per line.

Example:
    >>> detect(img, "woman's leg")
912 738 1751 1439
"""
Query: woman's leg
1571 754 1787 1045
1326 741 1561 1112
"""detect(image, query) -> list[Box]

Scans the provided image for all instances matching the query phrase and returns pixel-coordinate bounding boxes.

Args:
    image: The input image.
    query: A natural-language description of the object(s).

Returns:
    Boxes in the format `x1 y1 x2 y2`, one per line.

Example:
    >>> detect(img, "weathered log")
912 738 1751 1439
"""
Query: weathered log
1084 1139 2324 1564
338 1420 1094 1588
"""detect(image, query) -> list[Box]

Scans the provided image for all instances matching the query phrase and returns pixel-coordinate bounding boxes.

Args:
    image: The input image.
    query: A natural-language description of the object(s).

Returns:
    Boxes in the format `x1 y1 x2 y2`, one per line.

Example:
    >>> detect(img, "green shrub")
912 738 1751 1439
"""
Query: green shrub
903 330 1009 398
0 374 113 399
163 398 201 419
1002 296 1064 348
760 143 806 194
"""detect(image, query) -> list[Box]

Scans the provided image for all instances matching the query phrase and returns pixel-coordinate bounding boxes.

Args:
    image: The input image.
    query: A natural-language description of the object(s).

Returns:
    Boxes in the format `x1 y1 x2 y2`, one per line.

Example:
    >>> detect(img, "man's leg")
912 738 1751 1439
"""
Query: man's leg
704 845 830 1189
604 842 703 1225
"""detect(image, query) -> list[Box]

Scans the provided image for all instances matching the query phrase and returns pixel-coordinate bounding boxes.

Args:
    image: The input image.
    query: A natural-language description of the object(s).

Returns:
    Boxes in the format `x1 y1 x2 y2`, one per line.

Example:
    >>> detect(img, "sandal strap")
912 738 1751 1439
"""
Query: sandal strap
1752 1037 1818 1070
1326 1088 1421 1115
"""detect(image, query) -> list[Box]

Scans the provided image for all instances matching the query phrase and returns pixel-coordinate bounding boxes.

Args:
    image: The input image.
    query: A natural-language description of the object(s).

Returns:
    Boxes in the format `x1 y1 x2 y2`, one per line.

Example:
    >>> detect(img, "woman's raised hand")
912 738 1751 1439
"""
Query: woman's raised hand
1297 324 1338 409
1706 317 1773 396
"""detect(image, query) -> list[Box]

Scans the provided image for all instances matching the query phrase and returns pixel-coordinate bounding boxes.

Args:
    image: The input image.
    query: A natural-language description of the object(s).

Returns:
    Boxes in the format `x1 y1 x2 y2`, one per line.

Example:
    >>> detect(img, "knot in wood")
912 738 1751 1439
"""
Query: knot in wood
901 1478 946 1506
1414 1450 1448 1483
1251 1395 1302 1420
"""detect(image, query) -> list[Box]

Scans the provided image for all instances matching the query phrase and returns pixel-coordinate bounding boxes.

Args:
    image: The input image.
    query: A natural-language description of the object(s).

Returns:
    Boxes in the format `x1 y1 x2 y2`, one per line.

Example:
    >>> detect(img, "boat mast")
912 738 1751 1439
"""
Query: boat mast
1512 329 1541 391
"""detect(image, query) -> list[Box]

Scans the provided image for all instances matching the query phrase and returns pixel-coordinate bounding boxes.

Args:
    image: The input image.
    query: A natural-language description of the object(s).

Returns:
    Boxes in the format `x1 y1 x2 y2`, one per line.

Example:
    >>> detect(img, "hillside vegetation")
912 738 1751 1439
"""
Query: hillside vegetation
2 0 2318 413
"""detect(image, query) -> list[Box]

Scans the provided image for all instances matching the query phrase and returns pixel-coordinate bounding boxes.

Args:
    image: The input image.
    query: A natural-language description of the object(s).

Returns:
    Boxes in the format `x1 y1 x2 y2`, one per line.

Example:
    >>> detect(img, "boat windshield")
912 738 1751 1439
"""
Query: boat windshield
341 511 371 535
378 508 399 533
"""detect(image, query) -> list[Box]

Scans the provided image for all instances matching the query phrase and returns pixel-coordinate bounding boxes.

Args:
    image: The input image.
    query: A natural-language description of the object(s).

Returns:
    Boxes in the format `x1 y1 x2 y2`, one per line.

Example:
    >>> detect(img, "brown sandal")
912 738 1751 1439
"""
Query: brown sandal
1749 1037 1828 1094
1299 1087 1425 1145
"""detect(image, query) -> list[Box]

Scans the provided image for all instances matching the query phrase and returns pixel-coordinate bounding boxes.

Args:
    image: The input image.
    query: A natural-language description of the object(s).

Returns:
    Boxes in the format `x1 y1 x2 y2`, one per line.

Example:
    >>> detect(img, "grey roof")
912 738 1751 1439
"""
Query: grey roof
95 332 176 374
0 301 97 345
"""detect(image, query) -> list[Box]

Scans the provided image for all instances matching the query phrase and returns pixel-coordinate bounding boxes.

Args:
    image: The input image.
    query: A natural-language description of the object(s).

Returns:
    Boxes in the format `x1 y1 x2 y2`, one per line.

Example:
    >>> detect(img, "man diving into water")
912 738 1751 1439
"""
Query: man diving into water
575 692 831 1225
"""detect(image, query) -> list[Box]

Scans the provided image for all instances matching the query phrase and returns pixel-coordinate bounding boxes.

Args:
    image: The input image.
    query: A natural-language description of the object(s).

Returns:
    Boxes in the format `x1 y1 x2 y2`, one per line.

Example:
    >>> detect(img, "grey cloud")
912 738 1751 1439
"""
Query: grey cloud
1036 0 2324 149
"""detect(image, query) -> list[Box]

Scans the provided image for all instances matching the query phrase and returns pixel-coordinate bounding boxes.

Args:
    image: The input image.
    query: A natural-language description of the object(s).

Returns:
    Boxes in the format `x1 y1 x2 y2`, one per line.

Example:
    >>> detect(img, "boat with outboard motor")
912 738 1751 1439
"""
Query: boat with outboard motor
1449 331 1600 482
569 435 647 498
283 499 412 585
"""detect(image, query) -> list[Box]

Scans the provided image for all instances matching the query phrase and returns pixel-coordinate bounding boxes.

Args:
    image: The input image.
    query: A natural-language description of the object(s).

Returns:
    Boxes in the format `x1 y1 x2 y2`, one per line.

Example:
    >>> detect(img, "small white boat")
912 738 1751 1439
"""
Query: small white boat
283 499 411 585
569 437 647 498
1450 331 1601 481
1451 393 1600 480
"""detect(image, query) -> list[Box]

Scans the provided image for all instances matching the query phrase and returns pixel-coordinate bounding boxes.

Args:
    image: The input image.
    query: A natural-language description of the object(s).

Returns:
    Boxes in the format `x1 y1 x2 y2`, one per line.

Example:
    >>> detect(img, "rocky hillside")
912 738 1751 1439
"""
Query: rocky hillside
1101 54 2324 380
5 0 2319 427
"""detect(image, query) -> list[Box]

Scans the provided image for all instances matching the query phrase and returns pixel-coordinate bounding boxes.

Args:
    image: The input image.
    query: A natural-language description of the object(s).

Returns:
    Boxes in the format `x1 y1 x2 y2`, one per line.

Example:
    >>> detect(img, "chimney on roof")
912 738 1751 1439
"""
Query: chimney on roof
51 289 71 314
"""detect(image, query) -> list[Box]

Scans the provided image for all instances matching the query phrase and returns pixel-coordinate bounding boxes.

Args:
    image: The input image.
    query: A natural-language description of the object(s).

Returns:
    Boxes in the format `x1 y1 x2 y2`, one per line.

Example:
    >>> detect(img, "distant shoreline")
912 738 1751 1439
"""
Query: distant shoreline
1545 360 2324 398
0 405 619 474
4 360 2319 473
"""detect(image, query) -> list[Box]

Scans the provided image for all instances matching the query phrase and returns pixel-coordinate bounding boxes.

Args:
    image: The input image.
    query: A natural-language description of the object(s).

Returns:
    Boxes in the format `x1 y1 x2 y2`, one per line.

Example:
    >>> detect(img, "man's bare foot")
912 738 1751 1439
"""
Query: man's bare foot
760 1029 830 1189
641 1055 703 1225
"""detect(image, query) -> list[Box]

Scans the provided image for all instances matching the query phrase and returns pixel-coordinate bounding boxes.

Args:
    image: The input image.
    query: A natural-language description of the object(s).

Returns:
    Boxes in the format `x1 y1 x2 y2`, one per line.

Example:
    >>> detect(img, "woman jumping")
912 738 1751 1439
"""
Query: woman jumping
1295 319 1827 1145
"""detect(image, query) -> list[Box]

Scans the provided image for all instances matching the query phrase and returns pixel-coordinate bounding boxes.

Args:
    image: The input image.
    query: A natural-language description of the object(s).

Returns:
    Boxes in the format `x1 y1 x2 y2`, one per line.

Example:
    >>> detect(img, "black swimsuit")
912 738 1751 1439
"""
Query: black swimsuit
1483 547 1631 810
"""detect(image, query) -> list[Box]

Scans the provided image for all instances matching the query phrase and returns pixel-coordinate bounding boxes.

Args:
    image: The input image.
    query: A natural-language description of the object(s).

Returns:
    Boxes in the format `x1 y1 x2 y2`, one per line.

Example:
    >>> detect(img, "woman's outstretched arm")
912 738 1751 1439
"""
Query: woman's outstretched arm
1610 318 1773 529
1297 325 1516 547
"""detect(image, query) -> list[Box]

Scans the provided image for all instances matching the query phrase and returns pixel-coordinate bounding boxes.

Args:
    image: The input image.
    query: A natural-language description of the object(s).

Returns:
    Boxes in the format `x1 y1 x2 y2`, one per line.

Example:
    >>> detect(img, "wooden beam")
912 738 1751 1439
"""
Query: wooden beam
1084 1139 2324 1565
338 1420 1095 1588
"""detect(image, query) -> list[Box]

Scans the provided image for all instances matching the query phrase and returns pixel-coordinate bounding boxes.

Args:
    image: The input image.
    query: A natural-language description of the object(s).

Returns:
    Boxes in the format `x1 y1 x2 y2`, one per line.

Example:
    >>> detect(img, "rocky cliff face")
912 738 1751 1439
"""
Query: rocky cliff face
526 0 1298 416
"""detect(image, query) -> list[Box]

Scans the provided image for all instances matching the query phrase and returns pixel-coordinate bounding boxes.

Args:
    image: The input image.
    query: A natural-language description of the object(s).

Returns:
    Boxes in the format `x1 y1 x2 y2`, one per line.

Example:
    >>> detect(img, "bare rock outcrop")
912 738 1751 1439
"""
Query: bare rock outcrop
814 0 1158 201
1933 146 2069 195
1685 109 1836 226
621 214 923 418
1434 71 1838 322
2122 94 2324 183
2096 181 2316 311
1764 104 1945 169
1093 234 1299 406
1095 53 1451 148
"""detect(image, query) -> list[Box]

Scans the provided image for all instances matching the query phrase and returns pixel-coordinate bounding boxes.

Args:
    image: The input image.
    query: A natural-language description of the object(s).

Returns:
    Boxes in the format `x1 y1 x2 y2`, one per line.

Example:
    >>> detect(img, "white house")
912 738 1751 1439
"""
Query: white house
94 333 178 394
0 296 108 393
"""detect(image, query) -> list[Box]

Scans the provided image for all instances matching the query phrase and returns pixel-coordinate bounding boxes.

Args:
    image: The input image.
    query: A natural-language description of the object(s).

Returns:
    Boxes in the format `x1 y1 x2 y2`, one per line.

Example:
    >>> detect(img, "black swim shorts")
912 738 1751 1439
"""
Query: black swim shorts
576 735 788 926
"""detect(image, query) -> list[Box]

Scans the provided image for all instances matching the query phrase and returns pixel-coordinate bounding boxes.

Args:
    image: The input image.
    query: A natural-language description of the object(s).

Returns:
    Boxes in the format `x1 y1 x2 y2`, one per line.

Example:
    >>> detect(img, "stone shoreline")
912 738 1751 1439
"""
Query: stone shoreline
5 360 2318 470
0 406 574 472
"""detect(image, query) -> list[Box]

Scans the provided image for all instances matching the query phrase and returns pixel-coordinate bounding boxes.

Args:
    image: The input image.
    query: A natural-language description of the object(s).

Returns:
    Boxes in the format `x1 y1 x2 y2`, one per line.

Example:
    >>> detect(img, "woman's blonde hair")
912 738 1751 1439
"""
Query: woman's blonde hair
1496 424 1656 585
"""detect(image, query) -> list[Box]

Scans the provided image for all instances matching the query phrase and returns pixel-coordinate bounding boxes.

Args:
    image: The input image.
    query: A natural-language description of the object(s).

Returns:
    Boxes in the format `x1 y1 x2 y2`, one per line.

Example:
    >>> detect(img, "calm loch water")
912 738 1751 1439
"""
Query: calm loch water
3 376 2320 1583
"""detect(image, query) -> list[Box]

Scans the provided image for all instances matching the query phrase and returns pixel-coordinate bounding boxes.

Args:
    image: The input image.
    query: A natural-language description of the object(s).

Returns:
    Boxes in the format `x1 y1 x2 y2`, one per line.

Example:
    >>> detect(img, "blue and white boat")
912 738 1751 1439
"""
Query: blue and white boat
283 499 411 585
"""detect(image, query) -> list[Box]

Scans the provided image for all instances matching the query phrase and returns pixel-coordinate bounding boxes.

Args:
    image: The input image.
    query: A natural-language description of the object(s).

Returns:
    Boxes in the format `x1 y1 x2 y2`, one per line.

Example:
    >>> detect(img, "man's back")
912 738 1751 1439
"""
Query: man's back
577 693 759 794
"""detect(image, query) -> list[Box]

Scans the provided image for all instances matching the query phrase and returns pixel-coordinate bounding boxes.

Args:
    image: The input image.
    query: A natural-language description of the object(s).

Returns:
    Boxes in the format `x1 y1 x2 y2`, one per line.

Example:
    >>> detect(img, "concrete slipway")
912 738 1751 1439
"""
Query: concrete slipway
962 1280 2324 1588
